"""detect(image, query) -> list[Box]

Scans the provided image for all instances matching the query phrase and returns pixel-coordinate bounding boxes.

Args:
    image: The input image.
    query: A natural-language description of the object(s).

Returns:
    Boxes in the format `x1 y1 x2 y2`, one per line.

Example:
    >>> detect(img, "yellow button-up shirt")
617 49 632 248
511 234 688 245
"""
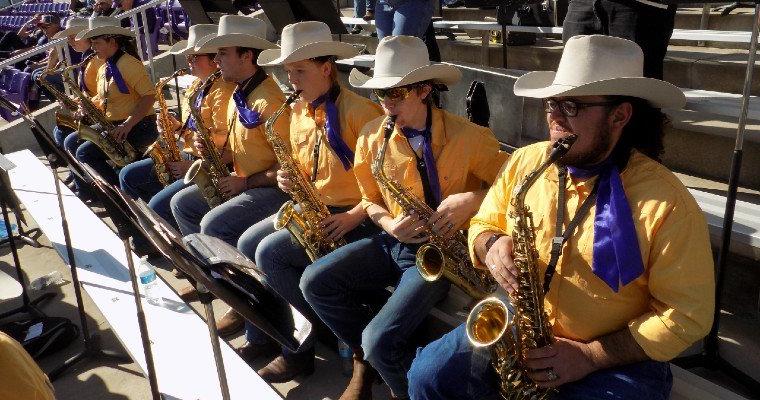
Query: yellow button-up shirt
227 75 289 178
468 142 715 361
289 86 383 207
92 52 156 122
0 332 55 400
180 75 236 156
83 55 105 98
354 108 508 217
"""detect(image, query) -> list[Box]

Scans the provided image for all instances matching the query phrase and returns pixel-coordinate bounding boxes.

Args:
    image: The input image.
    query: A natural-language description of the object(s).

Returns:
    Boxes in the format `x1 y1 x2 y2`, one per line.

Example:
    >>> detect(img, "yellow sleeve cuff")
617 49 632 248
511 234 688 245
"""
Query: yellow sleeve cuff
628 312 692 361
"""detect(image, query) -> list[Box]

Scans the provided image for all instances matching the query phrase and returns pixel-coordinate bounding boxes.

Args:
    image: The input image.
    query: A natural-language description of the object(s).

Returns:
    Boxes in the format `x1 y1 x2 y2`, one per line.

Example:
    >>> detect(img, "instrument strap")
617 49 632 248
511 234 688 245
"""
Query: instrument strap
409 108 438 208
543 167 599 294
311 134 322 183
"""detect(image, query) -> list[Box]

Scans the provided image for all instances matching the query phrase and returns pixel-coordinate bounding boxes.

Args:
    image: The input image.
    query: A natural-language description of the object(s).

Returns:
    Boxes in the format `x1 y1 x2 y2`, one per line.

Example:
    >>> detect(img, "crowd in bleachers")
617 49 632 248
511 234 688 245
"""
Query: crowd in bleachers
0 0 192 122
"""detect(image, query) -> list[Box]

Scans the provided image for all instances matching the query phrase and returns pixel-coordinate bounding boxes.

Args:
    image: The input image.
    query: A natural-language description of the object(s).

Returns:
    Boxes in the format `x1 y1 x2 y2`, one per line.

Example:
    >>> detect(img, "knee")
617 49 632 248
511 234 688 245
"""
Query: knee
361 321 395 365
169 190 186 217
118 164 132 190
299 263 327 304
251 235 275 268
407 351 438 400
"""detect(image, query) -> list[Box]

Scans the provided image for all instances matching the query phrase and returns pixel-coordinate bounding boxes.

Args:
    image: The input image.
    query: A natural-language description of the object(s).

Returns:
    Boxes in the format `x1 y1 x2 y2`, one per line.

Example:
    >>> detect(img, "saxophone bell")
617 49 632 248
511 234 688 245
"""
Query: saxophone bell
466 288 511 347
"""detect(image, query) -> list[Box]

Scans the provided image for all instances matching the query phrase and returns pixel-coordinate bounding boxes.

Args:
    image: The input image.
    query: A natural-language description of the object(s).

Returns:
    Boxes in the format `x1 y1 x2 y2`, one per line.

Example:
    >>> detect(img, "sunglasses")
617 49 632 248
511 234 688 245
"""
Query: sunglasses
372 84 422 101
186 54 211 63
543 98 620 117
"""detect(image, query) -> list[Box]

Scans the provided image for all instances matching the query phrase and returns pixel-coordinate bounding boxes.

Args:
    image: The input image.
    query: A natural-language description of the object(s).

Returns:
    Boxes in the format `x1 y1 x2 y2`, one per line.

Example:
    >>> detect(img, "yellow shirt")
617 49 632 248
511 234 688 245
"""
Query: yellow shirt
468 142 715 361
289 86 383 207
83 55 105 98
92 52 156 121
227 75 290 178
354 108 508 218
180 75 236 156
0 332 55 400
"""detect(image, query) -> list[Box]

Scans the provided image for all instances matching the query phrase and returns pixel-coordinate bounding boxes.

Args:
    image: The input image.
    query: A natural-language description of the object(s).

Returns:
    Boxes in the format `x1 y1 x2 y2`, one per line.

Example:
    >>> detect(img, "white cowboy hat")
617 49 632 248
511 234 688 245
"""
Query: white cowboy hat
194 15 277 53
53 17 88 39
169 24 218 55
349 35 461 89
75 16 135 40
513 35 685 109
257 21 360 66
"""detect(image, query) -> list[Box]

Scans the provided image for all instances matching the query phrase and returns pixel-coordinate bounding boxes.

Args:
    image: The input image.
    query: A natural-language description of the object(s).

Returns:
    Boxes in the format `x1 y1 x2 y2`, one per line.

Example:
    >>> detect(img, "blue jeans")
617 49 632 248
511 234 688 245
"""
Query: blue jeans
302 232 450 398
73 117 158 190
407 324 673 400
375 0 435 39
238 206 380 359
119 158 164 202
355 0 375 17
170 184 289 245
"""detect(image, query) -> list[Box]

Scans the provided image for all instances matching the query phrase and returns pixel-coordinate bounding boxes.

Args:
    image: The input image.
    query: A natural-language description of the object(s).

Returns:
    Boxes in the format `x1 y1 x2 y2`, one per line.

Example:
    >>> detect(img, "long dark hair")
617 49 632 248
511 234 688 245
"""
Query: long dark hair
96 34 141 60
608 96 668 164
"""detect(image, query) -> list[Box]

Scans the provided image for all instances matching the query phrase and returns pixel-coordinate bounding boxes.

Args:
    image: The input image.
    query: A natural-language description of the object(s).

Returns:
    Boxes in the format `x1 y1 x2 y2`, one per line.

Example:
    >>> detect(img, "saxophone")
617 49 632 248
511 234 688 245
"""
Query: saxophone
266 90 346 262
36 55 94 126
183 70 229 208
465 135 577 400
59 57 138 167
372 115 497 300
145 68 189 186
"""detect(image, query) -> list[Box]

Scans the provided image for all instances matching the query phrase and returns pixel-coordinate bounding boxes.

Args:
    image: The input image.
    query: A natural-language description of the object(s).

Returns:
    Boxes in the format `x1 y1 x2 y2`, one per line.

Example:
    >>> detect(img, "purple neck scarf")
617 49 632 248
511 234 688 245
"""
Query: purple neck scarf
233 69 267 129
567 160 644 292
309 85 354 170
400 111 441 206
105 50 129 94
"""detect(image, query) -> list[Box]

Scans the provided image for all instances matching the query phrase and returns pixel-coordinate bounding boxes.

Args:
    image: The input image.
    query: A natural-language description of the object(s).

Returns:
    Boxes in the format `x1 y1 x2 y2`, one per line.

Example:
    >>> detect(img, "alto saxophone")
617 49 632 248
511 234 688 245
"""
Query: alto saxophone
465 135 577 400
36 55 95 127
183 71 229 208
60 57 138 167
266 90 346 262
145 68 189 186
372 115 497 300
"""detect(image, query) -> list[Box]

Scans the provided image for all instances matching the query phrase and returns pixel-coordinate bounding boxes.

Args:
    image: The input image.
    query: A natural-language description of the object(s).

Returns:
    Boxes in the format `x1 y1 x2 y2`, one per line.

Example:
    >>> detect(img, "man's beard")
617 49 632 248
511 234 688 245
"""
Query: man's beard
556 124 614 168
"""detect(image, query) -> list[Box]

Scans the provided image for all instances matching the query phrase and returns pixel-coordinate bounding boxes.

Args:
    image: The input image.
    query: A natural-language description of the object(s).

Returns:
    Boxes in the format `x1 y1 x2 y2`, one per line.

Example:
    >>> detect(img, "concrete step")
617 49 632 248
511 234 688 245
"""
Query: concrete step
341 33 760 96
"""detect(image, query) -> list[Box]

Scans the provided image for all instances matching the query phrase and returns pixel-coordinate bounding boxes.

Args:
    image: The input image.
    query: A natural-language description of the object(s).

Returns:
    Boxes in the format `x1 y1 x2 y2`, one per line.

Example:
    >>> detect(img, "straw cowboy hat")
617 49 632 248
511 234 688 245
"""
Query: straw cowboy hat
513 35 685 109
53 17 88 39
75 16 135 40
349 35 461 89
257 21 360 66
194 15 276 53
169 24 218 55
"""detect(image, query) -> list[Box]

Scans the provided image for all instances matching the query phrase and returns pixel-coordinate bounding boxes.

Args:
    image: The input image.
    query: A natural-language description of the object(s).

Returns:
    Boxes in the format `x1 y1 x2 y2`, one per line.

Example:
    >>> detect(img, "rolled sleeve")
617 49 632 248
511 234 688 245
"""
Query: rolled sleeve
354 123 385 211
628 203 715 361
469 126 509 185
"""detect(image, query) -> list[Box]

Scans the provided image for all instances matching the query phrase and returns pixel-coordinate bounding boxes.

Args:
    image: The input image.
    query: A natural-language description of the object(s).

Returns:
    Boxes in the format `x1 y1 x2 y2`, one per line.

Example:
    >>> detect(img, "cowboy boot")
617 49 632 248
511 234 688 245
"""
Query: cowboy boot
338 348 376 400
216 308 244 338
258 349 316 383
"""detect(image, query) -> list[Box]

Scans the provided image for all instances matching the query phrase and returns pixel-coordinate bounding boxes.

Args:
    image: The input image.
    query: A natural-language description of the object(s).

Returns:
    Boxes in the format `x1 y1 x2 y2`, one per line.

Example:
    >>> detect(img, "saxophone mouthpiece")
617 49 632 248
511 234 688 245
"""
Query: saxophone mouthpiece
287 90 303 105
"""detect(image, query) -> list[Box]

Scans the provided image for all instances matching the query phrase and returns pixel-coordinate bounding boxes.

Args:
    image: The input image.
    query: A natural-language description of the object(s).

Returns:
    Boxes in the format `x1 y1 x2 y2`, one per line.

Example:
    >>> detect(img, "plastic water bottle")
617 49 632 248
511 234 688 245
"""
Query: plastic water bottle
338 341 353 377
138 257 163 306
0 218 17 240
30 271 65 291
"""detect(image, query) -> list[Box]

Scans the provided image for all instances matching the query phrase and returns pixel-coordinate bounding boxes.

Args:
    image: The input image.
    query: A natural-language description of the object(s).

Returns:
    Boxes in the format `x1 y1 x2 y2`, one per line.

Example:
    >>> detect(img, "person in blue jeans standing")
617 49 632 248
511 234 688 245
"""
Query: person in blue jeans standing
301 36 508 400
374 0 435 39
118 24 234 232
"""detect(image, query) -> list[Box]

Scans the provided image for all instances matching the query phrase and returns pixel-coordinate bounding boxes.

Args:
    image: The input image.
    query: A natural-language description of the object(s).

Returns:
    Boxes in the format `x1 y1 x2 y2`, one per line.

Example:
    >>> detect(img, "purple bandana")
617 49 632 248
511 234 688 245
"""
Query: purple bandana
105 50 129 94
401 115 441 206
309 86 354 170
567 161 644 292
232 69 268 129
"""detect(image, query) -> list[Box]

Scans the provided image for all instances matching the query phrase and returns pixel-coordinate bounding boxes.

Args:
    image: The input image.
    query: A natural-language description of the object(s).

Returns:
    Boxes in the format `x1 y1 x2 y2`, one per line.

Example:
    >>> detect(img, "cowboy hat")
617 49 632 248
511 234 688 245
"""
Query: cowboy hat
170 24 218 55
52 17 88 40
75 16 135 40
257 21 360 66
513 35 685 109
349 35 461 89
194 15 276 53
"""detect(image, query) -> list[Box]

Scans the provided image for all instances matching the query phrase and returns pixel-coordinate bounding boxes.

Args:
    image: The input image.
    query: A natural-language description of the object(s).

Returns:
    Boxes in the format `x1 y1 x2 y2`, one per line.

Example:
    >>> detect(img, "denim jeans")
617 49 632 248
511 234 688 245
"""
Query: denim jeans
562 0 676 79
170 184 289 246
119 158 164 203
375 0 435 39
73 117 158 191
407 324 673 400
238 206 380 360
301 232 450 398
354 0 375 17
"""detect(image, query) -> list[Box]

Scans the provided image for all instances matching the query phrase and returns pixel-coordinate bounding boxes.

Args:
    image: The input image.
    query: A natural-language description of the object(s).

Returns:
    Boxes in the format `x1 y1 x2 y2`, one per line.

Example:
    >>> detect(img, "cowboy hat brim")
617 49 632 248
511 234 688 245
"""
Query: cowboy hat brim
53 26 86 39
514 71 686 109
196 33 277 52
76 25 136 40
169 39 205 56
258 41 360 66
349 63 462 89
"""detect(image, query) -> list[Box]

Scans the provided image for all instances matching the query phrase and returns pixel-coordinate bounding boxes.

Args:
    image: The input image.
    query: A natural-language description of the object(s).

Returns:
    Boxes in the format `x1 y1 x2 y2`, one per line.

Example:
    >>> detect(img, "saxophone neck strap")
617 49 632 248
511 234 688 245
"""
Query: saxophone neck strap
543 167 599 294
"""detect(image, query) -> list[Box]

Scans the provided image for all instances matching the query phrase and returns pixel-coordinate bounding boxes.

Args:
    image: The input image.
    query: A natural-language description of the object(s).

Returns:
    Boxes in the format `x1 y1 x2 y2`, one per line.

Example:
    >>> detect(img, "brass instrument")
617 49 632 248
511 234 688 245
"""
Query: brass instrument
60 56 138 167
145 68 189 186
183 70 229 208
36 54 95 126
266 90 346 262
465 135 577 400
372 115 497 300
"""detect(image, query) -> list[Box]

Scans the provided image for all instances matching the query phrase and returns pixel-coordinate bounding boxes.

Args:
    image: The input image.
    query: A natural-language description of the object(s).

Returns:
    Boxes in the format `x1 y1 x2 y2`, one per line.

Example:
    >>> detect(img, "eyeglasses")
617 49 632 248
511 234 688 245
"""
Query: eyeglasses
543 98 620 117
372 85 420 101
186 54 211 63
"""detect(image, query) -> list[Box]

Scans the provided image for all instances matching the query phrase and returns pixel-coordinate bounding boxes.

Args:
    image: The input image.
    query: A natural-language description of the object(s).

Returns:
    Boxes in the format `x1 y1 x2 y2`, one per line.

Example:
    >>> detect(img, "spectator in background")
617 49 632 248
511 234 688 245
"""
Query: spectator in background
374 0 440 62
0 14 45 60
351 0 375 34
0 332 55 400
562 0 676 79
91 0 116 16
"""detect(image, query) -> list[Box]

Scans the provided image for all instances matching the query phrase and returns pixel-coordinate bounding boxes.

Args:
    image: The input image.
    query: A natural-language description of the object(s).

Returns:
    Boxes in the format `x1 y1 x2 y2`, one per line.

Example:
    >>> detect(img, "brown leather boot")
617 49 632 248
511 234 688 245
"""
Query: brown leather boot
338 349 375 400
257 350 315 383
216 309 244 338
178 284 199 302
